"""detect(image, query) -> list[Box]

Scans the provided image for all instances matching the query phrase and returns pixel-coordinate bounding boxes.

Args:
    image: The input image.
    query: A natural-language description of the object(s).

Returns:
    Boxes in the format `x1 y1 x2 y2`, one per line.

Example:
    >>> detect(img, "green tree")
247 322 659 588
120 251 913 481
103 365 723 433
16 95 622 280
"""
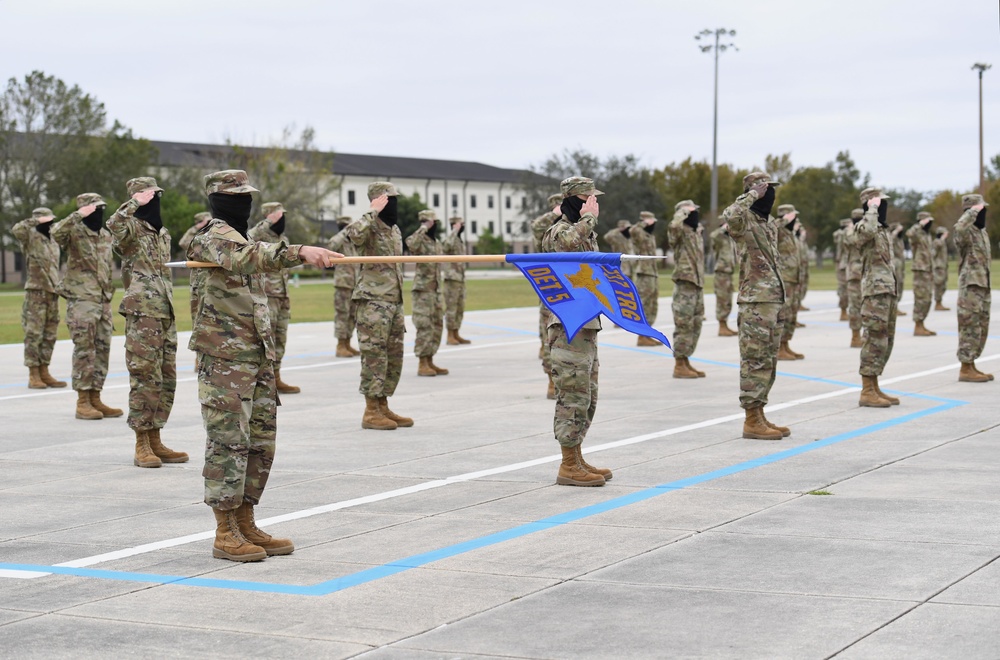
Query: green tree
397 192 428 244
475 227 506 255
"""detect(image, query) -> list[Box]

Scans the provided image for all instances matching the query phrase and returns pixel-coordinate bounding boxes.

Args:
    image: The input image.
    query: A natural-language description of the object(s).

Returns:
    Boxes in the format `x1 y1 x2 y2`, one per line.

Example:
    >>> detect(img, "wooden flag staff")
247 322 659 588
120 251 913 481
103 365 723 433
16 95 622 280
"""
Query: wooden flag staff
166 255 665 269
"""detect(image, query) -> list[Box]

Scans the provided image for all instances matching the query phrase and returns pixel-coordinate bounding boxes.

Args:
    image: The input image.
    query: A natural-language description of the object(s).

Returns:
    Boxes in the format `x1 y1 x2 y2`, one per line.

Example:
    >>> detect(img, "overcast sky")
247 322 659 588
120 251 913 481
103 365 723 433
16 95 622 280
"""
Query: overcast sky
1 0 997 193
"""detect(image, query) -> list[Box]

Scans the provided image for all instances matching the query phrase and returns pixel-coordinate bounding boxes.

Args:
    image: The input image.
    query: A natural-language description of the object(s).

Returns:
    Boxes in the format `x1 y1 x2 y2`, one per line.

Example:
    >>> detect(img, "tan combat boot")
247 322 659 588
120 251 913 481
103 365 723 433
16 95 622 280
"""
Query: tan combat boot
839 308 848 321
362 396 397 430
795 320 806 328
859 376 892 407
133 430 162 468
934 302 950 311
974 363 995 381
28 367 46 389
90 390 123 417
897 308 907 316
637 336 659 347
718 320 737 337
348 342 361 356
38 365 66 387
75 391 103 420
872 377 900 405
546 376 556 400
959 363 990 383
275 370 300 394
914 321 936 336
575 444 612 481
417 356 436 377
799 304 809 312
212 507 267 562
453 330 471 345
686 358 706 377
743 406 783 440
147 429 189 463
379 397 413 427
446 329 460 345
556 445 605 486
428 357 449 375
673 357 699 379
850 329 863 348
788 344 805 359
235 502 294 556
335 339 354 358
760 409 791 437
777 342 798 361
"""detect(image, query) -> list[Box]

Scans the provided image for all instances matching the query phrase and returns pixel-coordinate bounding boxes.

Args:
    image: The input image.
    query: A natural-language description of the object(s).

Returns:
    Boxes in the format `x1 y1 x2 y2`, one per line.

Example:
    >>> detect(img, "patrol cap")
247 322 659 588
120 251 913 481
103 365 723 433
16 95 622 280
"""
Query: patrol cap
851 208 864 220
204 170 258 195
367 181 401 199
32 207 54 219
418 209 437 221
76 193 105 209
449 215 464 224
673 201 698 212
916 211 933 221
640 210 659 219
742 171 781 191
560 176 604 198
194 211 212 223
126 176 163 197
859 187 890 204
962 193 988 207
261 202 285 217
616 219 630 229
336 215 352 227
776 204 797 216
839 218 851 227
935 226 946 236
547 193 563 206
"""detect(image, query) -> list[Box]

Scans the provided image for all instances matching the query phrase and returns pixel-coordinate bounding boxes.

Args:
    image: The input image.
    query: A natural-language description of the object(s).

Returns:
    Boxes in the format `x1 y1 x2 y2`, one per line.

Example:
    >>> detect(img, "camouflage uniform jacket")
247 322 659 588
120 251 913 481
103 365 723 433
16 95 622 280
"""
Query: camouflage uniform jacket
325 230 359 289
344 210 404 303
797 234 809 271
855 209 897 298
440 232 466 282
178 225 200 255
531 211 560 252
186 219 302 362
710 226 736 274
630 222 658 276
843 223 864 282
107 199 174 319
542 214 601 331
11 218 61 293
906 223 932 271
891 232 906 268
51 211 115 303
247 222 290 298
833 228 846 267
602 226 631 255
932 236 948 273
720 190 784 304
953 208 991 289
776 225 801 284
405 226 442 292
668 212 704 286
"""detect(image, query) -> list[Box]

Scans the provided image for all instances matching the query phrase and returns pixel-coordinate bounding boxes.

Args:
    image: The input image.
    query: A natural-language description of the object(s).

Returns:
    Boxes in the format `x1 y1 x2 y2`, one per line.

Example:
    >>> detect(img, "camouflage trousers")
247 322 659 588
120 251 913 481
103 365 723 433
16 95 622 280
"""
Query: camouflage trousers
912 270 932 322
798 268 808 305
780 279 800 343
333 286 358 341
860 293 897 377
197 354 276 511
22 289 60 367
66 298 112 392
356 299 404 397
412 288 444 358
738 302 783 409
836 267 847 310
671 280 704 359
894 261 905 299
957 285 990 363
634 274 658 326
124 314 177 431
847 279 862 331
442 279 466 331
714 270 734 322
548 325 599 448
933 269 947 304
539 304 553 376
267 296 290 368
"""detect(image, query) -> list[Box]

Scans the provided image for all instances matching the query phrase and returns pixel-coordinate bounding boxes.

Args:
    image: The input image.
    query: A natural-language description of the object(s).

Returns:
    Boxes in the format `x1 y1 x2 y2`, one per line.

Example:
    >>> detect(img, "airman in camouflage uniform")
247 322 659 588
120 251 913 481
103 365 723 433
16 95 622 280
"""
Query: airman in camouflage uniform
775 205 804 361
108 177 187 468
188 169 340 562
953 194 992 382
325 216 360 357
603 219 635 279
630 211 660 346
833 219 850 320
889 223 907 317
543 176 611 487
406 209 449 377
720 172 789 441
442 216 471 345
344 182 413 430
932 227 950 311
532 193 563 398
248 202 299 394
12 208 66 389
710 223 738 336
178 211 212 321
845 209 865 347
907 212 936 335
52 193 122 421
669 200 706 378
796 224 810 315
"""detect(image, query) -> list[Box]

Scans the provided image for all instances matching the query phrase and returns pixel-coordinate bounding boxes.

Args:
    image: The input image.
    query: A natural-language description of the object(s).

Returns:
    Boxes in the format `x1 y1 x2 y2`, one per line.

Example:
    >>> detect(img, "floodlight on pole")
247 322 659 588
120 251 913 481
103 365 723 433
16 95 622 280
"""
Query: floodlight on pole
972 63 991 195
695 28 738 223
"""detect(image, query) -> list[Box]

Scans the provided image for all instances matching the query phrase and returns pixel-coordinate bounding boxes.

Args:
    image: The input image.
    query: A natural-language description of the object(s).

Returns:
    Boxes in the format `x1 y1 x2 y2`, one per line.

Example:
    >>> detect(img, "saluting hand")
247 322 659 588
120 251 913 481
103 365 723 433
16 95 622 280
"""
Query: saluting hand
868 197 882 209
132 189 157 206
78 204 97 217
370 194 389 213
582 195 599 218
750 182 768 198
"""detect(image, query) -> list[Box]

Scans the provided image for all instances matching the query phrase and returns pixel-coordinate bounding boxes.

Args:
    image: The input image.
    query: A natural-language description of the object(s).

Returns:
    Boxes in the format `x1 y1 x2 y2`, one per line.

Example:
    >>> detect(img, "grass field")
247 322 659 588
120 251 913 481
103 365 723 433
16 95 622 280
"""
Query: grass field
0 262 990 345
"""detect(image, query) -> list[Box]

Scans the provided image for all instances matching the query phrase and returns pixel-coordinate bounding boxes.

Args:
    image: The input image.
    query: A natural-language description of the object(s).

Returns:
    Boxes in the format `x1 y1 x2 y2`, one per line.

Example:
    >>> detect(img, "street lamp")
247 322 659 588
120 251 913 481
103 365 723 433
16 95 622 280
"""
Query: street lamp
695 28 738 223
972 63 991 195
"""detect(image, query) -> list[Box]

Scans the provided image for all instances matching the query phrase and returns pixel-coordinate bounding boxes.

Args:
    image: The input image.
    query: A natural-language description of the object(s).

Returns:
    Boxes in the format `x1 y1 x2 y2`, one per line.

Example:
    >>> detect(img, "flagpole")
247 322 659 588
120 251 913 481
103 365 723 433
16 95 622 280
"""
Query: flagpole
166 254 668 269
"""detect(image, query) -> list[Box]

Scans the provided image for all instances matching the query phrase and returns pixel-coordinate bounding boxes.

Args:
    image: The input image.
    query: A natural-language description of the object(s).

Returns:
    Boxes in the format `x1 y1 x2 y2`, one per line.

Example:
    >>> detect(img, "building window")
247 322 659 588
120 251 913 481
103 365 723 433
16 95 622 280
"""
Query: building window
488 221 495 233
347 190 356 205
488 195 494 209
505 196 511 209
433 193 440 207
470 195 477 209
505 222 512 234
451 194 458 208
471 221 478 234
521 196 527 210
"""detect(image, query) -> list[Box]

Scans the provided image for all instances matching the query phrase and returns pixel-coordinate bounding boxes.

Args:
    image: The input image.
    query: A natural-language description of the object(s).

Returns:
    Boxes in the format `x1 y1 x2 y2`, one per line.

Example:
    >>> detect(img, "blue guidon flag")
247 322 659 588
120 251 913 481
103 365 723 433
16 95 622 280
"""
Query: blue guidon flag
507 252 671 348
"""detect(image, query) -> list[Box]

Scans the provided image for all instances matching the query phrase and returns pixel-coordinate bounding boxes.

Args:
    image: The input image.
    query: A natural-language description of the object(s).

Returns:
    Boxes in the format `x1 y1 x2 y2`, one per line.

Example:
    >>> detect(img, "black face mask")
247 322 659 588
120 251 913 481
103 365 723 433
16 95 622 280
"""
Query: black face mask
134 194 163 232
453 223 464 237
785 219 797 231
209 193 253 238
684 210 699 230
82 206 105 233
378 197 398 226
427 222 439 240
922 220 932 233
271 214 286 236
560 196 585 223
852 217 861 225
620 227 631 239
36 221 52 237
877 200 889 226
975 208 987 229
749 186 775 218
643 221 656 233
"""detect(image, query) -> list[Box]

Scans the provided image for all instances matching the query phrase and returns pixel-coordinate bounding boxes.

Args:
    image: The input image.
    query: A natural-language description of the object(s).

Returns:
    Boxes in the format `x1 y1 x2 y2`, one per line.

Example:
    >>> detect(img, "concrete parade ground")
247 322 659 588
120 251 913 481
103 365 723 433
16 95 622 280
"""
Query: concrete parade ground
1 289 998 659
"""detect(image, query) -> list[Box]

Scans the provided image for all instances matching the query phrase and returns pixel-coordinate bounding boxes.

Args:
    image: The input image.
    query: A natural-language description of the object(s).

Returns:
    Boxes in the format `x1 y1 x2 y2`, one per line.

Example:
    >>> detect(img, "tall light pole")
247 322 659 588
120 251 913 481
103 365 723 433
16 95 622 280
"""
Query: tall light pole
695 28 737 223
972 63 991 195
